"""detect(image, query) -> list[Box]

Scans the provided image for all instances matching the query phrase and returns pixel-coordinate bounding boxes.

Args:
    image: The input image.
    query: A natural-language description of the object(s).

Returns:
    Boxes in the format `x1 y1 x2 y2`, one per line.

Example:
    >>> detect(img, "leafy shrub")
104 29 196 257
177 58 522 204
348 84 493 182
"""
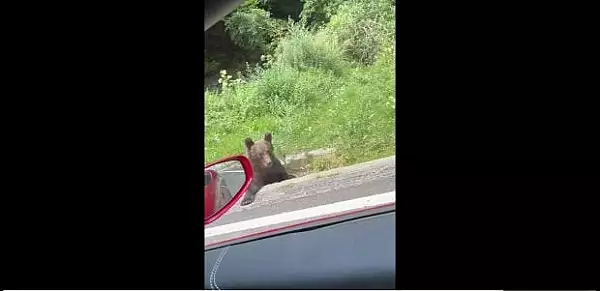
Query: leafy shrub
327 0 395 65
299 0 344 28
224 8 287 53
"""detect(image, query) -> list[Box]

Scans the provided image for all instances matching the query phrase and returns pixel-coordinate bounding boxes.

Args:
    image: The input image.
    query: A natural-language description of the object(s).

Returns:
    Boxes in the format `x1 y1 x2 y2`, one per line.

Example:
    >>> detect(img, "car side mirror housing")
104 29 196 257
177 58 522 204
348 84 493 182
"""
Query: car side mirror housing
204 155 253 225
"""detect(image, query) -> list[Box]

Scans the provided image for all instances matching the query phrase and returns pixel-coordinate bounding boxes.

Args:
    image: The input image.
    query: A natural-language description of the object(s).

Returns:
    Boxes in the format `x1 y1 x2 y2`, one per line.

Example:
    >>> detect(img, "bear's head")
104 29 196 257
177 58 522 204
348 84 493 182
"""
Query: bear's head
244 132 276 172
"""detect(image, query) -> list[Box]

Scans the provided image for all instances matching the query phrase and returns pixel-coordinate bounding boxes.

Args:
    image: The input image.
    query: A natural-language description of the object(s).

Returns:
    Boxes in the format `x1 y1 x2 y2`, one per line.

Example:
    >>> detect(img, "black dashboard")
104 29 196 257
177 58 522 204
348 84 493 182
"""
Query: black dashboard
204 211 396 289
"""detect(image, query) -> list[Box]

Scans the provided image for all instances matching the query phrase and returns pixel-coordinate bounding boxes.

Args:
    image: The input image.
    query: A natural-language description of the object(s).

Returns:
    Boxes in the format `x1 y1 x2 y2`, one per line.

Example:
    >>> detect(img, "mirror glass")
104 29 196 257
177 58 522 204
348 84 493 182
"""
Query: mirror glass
204 160 246 219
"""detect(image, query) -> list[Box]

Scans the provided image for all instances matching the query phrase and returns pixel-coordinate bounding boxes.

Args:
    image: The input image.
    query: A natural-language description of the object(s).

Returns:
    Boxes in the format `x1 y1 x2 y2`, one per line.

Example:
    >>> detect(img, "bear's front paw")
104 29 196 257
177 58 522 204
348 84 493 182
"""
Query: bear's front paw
241 194 256 206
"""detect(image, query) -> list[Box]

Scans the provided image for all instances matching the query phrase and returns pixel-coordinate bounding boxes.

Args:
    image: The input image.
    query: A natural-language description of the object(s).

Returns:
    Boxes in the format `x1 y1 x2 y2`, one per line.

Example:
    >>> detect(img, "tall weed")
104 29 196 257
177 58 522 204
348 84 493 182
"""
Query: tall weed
273 24 346 75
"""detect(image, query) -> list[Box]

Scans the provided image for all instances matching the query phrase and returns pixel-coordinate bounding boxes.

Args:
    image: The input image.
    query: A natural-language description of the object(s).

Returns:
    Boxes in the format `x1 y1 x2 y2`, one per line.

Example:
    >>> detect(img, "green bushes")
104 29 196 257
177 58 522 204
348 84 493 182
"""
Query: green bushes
299 0 345 29
224 8 286 53
327 0 395 65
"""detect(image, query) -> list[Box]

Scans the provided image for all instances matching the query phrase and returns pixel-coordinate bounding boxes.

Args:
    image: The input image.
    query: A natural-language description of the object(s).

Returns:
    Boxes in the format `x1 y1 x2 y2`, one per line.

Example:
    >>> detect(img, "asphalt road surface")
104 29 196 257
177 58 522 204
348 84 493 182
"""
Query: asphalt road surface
205 155 396 246
219 170 246 197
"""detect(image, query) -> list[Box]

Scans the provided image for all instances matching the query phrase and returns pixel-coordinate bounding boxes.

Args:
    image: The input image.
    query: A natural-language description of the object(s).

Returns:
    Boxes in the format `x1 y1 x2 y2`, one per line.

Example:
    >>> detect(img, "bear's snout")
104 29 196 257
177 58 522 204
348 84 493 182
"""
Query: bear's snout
262 155 273 168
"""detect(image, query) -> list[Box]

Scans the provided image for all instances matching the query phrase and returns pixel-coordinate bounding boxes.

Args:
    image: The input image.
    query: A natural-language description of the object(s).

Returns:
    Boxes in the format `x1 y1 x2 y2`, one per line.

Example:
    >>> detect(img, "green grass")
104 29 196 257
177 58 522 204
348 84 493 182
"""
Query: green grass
205 56 395 169
205 1 395 171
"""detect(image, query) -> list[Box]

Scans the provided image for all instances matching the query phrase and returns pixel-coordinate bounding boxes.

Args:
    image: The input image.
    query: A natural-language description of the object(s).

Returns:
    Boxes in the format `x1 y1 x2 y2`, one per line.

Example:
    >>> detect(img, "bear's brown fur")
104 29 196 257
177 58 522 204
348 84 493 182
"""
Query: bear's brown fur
241 132 295 206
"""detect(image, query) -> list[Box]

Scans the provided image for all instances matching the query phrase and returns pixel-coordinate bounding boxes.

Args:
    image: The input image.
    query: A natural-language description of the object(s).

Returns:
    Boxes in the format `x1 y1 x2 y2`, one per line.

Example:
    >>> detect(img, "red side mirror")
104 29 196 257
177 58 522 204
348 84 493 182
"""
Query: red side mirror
204 155 253 225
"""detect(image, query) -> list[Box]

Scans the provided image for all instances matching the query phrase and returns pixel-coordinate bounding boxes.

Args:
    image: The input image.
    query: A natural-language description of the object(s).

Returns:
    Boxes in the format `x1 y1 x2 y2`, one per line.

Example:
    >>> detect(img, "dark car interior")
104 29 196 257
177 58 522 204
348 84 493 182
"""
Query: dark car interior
205 211 396 289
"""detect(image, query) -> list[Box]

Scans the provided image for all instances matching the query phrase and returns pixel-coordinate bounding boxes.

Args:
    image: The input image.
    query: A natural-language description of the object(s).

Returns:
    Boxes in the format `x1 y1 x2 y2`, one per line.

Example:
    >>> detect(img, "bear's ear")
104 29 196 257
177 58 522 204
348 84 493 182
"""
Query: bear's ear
264 132 272 143
244 138 254 149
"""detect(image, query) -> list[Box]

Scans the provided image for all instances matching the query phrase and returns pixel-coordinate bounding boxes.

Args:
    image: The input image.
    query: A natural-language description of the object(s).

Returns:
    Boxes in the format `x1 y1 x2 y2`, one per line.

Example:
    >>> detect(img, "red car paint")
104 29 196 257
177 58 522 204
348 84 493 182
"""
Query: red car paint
204 169 219 218
204 155 254 226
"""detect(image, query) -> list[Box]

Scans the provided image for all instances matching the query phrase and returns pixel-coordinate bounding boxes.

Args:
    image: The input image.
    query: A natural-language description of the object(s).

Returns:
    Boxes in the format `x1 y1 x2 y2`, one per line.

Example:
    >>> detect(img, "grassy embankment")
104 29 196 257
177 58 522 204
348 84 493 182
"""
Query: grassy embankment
205 0 395 172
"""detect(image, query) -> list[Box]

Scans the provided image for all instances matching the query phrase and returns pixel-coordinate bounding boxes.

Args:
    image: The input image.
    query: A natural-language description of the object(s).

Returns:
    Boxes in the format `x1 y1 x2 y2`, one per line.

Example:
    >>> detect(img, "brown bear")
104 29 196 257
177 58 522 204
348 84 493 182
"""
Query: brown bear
240 132 295 206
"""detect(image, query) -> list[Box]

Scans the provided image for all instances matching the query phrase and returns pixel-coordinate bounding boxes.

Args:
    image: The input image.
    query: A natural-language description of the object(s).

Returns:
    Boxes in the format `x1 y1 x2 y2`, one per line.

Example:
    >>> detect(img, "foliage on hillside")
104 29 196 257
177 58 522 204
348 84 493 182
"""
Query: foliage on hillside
205 0 396 170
